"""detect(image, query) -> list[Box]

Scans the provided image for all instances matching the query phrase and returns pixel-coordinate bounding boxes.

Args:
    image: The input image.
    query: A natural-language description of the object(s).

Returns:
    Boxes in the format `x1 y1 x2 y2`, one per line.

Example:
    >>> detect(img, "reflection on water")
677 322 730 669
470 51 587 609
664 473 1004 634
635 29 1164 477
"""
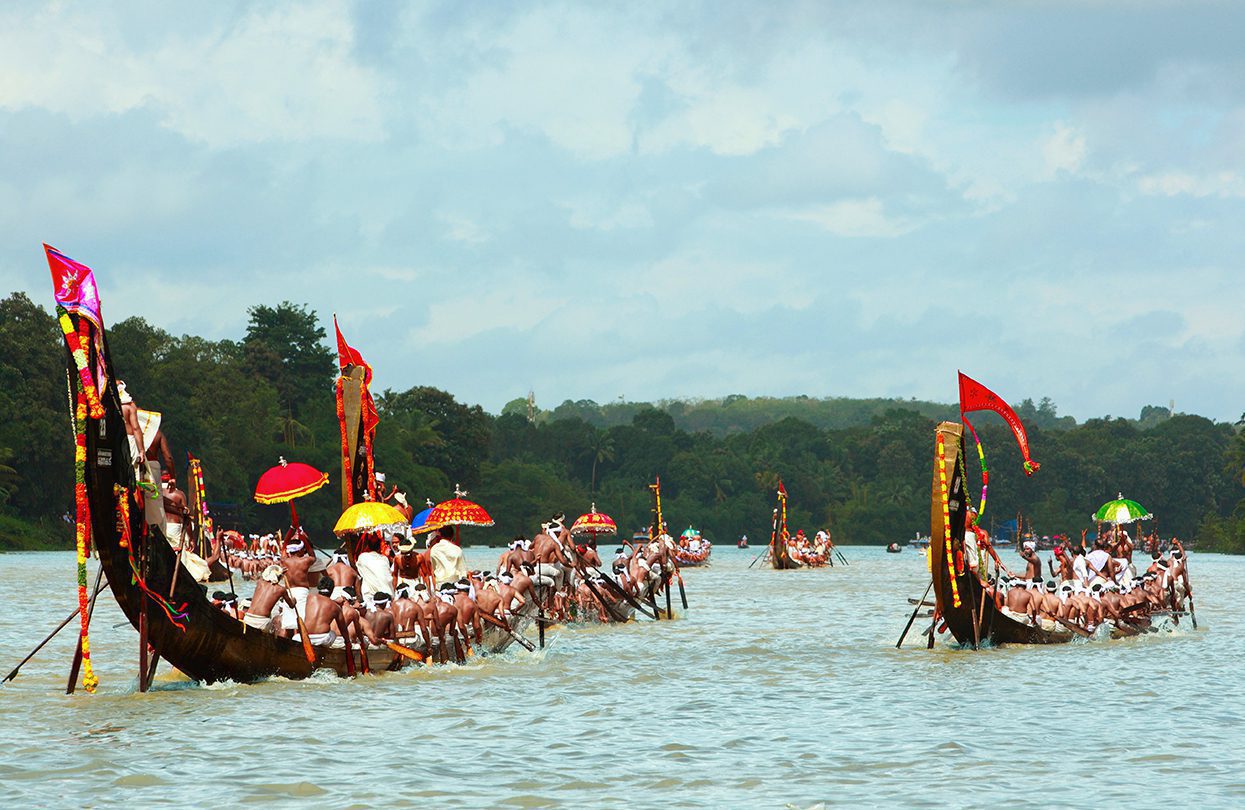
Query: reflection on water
1 547 1241 807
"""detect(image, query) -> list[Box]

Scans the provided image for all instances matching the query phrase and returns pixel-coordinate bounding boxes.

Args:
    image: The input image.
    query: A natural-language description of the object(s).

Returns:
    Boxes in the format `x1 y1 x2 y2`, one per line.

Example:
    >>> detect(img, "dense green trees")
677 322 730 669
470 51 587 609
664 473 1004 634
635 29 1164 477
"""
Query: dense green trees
1 291 1242 551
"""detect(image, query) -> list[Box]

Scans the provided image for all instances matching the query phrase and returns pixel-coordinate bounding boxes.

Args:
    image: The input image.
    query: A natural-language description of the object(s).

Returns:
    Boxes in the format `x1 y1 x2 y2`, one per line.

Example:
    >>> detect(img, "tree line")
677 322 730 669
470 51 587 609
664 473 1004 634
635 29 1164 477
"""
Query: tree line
2 292 1243 552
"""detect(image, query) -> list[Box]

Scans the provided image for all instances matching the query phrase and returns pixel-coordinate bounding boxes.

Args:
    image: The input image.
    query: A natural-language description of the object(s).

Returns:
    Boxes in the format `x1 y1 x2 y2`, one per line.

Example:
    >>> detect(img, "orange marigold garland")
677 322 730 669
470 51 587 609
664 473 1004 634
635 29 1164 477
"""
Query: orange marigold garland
937 433 961 608
57 307 104 419
72 390 99 693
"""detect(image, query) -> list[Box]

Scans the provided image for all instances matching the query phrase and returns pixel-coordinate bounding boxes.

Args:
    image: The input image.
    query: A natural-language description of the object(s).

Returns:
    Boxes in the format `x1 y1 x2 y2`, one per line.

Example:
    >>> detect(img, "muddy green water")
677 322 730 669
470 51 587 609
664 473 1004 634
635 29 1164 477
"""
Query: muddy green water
0 547 1239 808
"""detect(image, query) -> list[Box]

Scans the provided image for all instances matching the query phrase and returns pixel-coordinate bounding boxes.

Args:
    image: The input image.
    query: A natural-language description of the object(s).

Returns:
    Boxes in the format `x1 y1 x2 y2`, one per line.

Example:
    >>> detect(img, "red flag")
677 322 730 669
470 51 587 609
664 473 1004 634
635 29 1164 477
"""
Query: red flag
45 244 104 331
958 371 1040 475
333 315 372 385
333 316 380 503
777 480 787 497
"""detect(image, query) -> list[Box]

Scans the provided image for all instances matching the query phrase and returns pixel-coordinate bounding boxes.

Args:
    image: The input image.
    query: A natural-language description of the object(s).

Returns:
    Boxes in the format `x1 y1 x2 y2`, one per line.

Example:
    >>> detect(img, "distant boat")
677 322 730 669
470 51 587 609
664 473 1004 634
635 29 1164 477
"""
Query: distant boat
886 542 902 553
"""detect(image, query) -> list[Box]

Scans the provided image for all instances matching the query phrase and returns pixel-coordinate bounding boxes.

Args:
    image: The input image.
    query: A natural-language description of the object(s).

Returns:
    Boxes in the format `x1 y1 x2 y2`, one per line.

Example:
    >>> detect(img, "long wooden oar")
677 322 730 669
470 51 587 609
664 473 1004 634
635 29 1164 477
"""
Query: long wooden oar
1183 559 1198 629
385 640 425 663
5 569 106 685
896 580 934 649
480 612 536 652
835 548 849 566
1054 616 1092 638
579 571 626 623
592 568 657 620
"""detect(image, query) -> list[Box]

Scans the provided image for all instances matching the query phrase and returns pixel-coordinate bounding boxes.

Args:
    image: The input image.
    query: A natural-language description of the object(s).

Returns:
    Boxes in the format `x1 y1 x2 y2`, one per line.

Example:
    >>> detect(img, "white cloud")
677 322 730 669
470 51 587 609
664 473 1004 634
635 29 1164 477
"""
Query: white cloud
0 2 385 147
1137 171 1245 198
781 198 918 238
1042 122 1087 177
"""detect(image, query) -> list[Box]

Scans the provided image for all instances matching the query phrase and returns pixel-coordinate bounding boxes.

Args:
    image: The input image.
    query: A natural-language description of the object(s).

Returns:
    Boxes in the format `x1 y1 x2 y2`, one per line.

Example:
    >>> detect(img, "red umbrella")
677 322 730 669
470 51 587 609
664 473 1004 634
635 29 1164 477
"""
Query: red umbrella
254 456 329 527
414 485 494 534
571 503 617 537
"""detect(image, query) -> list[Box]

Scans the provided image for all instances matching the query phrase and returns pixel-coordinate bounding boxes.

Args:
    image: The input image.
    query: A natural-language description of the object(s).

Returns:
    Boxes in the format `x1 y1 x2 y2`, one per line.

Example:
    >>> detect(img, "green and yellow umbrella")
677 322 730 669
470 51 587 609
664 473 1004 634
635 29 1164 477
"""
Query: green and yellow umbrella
1092 494 1152 525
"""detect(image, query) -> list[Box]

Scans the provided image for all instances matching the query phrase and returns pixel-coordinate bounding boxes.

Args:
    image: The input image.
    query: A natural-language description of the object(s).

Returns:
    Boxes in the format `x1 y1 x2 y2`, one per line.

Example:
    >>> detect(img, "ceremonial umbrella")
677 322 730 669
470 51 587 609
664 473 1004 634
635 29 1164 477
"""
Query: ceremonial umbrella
254 457 329 527
571 503 617 537
680 527 700 539
1092 494 1153 525
410 499 436 532
333 501 409 537
414 486 494 540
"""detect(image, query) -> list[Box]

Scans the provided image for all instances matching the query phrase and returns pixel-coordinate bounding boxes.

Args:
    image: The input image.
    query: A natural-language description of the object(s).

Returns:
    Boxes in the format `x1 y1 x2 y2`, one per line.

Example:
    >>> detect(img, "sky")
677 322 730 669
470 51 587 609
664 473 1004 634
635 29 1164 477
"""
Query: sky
2 1 1243 422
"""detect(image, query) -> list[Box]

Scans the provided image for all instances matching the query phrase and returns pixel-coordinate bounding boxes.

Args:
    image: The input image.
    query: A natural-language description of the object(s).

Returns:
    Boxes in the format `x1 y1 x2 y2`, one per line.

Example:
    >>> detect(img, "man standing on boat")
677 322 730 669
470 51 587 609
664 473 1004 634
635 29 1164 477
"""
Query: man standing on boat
430 526 467 586
355 533 394 600
963 507 1008 581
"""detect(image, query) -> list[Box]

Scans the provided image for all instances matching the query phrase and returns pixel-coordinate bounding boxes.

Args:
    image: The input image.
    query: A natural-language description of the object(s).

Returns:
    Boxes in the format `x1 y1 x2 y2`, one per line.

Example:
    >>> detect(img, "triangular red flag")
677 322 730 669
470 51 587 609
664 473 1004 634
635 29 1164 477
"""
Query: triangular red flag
958 371 1040 475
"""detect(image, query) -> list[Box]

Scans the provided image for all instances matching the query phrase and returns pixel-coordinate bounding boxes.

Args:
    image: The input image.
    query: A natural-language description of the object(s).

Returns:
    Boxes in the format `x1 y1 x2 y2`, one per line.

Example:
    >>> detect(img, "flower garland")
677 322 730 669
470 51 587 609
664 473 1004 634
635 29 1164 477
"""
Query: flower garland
57 307 103 419
962 416 989 526
189 457 212 540
72 390 99 693
937 432 961 608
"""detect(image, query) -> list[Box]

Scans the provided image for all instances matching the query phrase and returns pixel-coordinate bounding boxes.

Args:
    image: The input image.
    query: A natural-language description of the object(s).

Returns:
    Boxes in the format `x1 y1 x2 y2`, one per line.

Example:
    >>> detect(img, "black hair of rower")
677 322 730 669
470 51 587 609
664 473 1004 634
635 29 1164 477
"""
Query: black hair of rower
317 575 334 593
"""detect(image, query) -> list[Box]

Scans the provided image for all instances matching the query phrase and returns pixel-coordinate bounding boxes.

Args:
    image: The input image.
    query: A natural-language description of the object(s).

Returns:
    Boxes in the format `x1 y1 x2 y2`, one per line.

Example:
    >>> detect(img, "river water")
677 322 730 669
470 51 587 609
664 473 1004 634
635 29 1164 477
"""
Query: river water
0 546 1240 808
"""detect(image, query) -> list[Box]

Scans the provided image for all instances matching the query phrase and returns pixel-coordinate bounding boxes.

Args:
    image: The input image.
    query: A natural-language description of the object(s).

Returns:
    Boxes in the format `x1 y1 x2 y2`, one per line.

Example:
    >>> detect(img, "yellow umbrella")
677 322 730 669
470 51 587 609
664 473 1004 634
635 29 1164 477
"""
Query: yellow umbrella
333 501 408 537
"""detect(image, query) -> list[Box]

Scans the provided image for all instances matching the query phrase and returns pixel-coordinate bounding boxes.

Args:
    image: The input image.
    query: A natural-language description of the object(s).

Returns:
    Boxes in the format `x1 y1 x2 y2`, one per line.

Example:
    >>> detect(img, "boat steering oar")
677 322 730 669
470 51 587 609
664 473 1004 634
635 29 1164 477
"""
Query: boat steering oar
5 568 107 685
896 580 935 649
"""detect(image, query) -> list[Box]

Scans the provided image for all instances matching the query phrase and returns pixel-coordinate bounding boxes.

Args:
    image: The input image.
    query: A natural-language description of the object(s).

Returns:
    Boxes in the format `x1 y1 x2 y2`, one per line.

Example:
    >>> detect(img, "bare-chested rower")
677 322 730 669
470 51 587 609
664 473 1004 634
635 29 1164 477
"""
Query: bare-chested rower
326 546 360 592
244 565 294 632
300 577 356 654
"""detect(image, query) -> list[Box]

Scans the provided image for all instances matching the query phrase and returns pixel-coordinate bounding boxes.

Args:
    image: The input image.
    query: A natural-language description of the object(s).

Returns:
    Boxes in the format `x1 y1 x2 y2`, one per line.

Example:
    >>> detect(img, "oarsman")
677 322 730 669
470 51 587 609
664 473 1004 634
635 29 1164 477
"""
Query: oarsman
1100 583 1126 624
576 569 618 622
1031 581 1062 629
365 591 396 641
427 584 463 662
1002 576 1033 620
279 530 317 636
355 534 393 599
430 526 467 586
326 547 360 592
245 565 295 633
495 537 523 574
474 573 505 620
1165 539 1192 607
611 547 633 592
298 576 355 648
210 591 240 619
532 522 575 618
331 585 379 649
497 570 528 617
452 579 484 648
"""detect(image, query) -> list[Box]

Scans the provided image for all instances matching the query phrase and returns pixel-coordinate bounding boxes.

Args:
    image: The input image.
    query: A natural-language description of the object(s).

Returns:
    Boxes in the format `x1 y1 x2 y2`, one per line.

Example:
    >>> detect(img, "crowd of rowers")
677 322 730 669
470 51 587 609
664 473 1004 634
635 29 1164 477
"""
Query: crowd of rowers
781 529 834 566
959 507 1194 633
206 513 687 660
